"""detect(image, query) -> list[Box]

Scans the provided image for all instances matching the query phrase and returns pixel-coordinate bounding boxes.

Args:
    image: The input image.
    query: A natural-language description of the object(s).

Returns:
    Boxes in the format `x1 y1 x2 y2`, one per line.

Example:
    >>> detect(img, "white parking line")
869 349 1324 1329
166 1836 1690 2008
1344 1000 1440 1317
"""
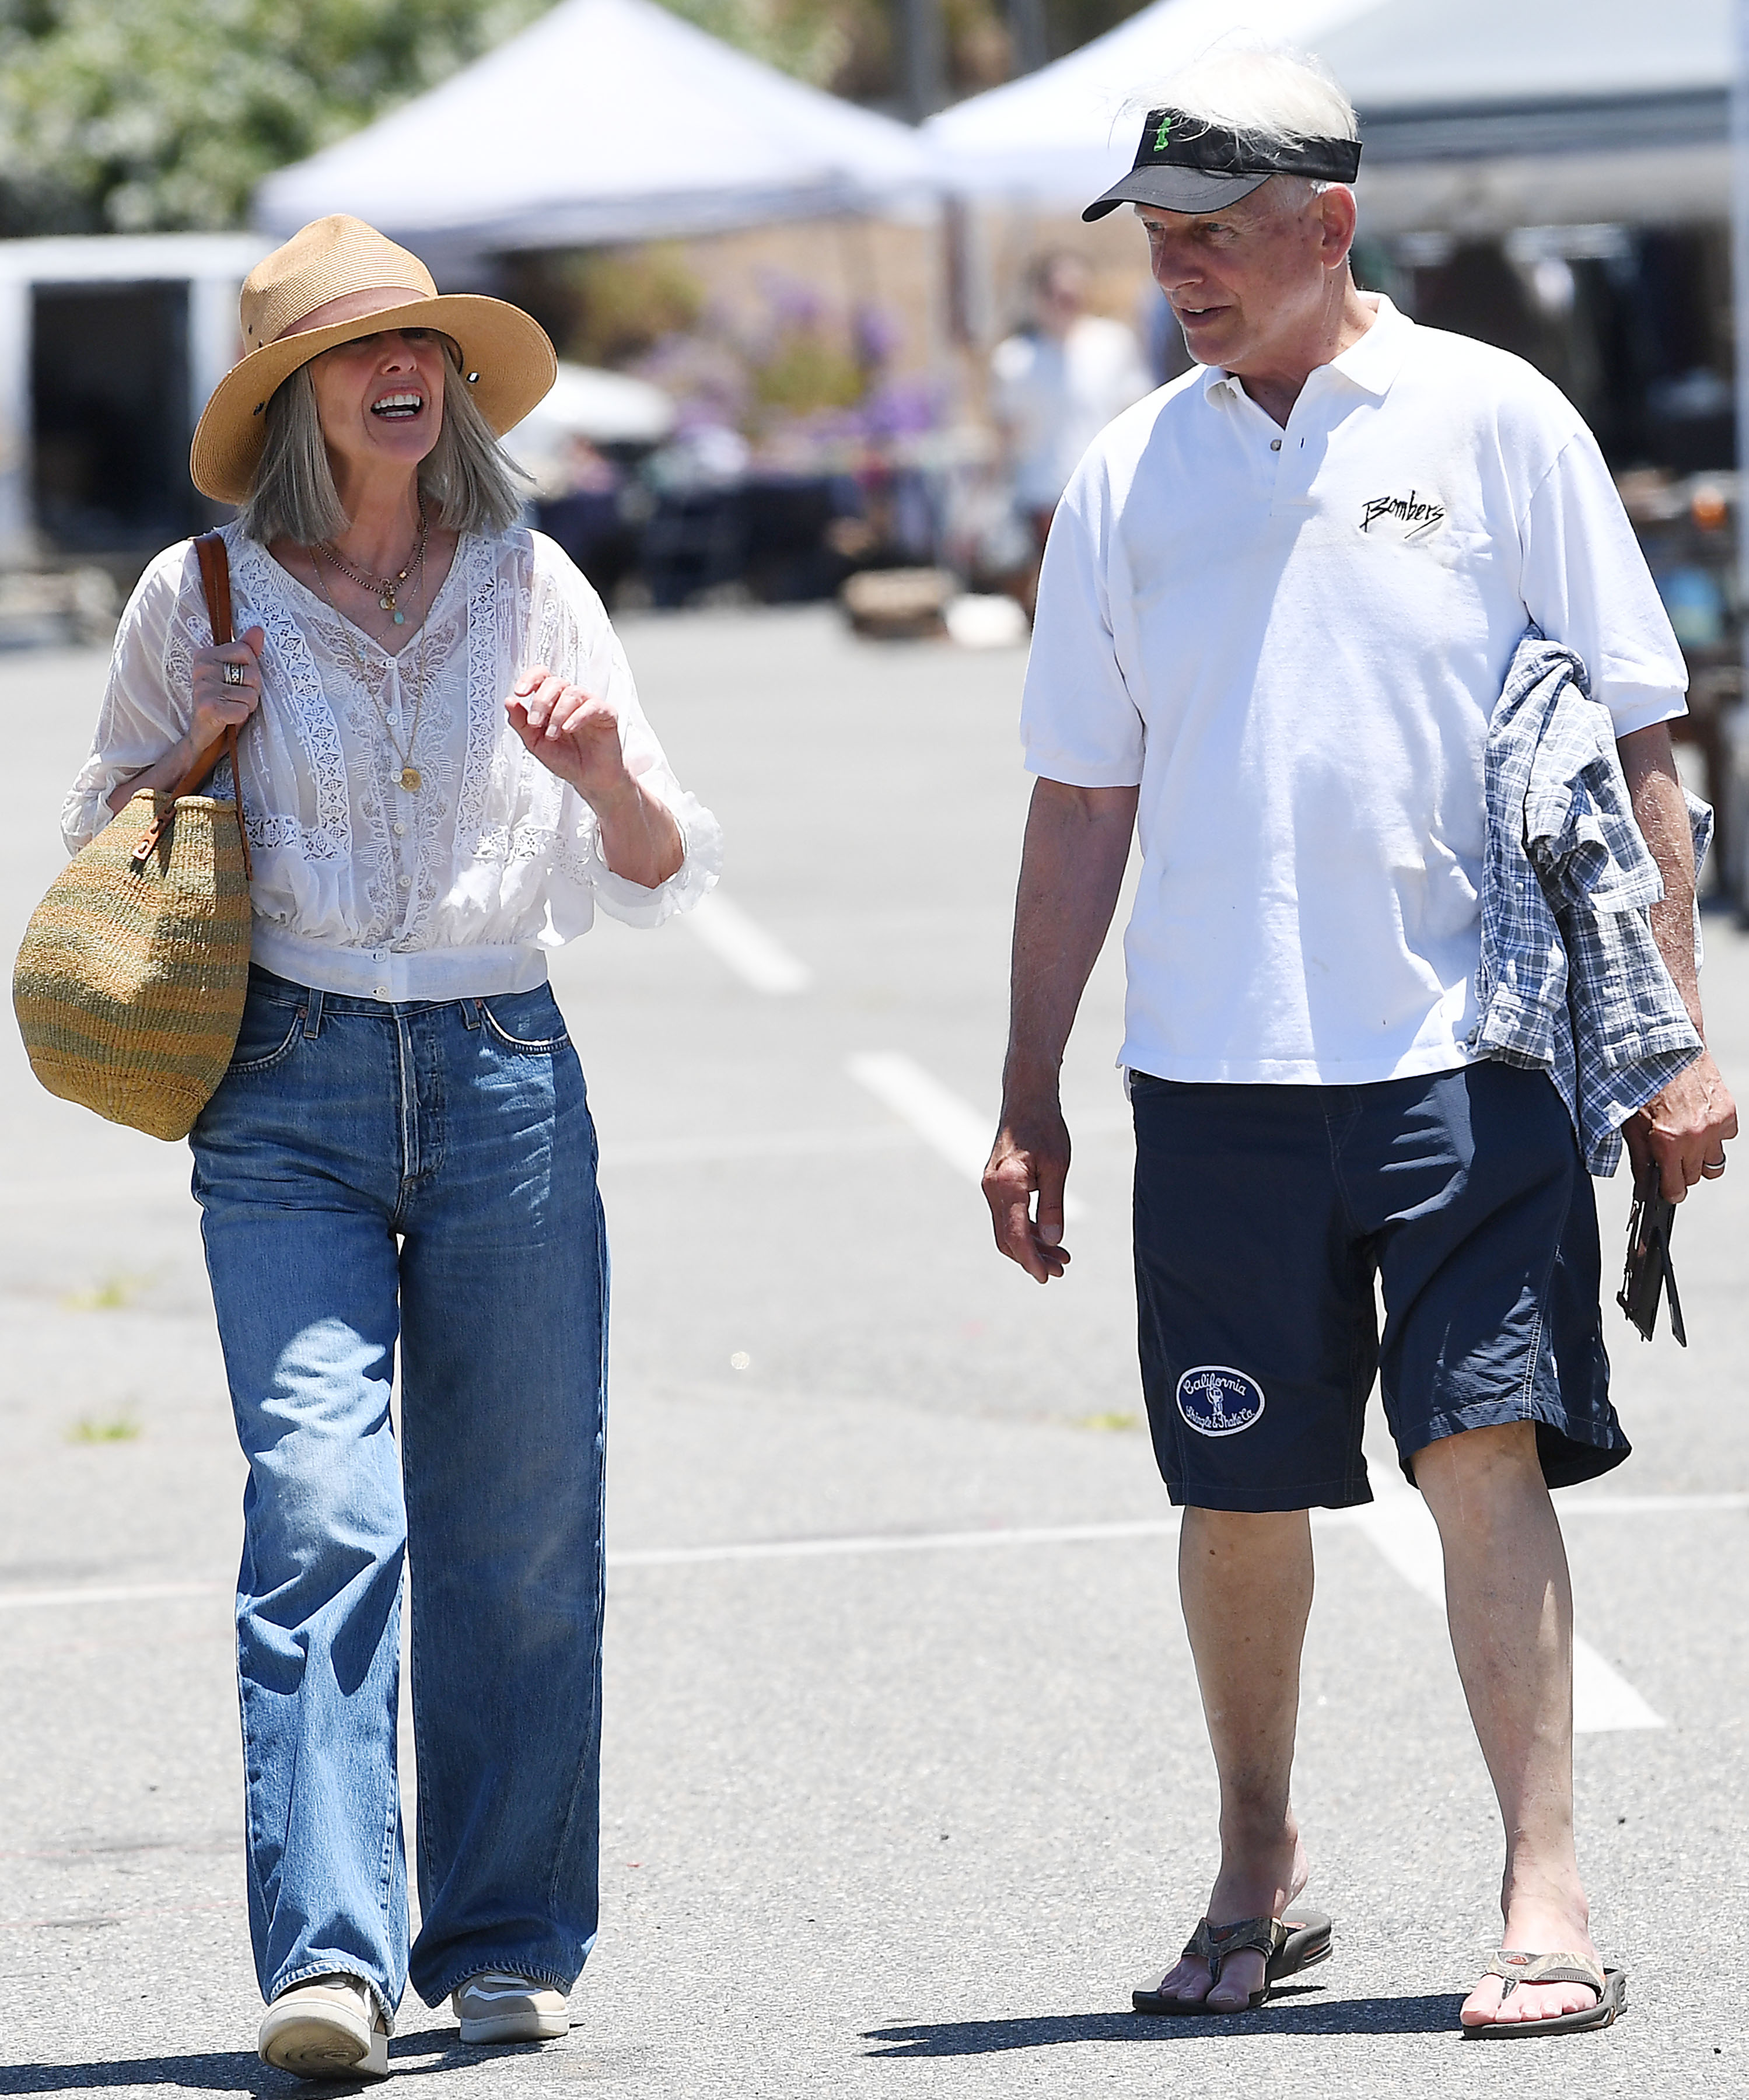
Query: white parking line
1348 1493 1665 1733
0 1530 1179 1612
605 1127 913 1167
684 892 811 994
3 1490 1734 1749
1559 1492 1749 1517
847 1052 1087 1219
601 1111 1134 1171
0 1580 225 1612
613 1518 1180 1567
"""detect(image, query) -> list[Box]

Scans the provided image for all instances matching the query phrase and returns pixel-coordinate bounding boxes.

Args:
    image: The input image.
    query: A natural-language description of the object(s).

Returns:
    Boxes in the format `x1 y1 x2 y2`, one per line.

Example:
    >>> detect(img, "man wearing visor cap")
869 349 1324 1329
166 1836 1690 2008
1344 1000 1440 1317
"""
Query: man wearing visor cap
983 41 1734 2040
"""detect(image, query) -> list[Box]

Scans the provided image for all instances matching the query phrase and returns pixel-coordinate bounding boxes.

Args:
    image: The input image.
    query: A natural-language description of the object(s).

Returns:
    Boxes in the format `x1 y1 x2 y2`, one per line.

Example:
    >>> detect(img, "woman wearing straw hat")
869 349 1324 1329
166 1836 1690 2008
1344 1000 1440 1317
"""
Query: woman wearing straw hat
62 215 721 2080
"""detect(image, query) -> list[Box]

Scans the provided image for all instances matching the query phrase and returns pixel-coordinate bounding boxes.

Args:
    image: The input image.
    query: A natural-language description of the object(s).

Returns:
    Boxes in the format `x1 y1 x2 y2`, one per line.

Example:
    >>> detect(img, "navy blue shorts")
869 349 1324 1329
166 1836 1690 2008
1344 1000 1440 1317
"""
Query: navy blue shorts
1131 1061 1626 1511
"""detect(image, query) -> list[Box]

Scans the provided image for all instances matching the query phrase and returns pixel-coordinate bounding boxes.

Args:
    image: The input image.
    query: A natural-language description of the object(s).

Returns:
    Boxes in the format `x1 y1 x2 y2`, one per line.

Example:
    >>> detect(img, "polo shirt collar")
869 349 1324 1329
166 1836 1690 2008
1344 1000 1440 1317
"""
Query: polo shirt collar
1201 293 1409 406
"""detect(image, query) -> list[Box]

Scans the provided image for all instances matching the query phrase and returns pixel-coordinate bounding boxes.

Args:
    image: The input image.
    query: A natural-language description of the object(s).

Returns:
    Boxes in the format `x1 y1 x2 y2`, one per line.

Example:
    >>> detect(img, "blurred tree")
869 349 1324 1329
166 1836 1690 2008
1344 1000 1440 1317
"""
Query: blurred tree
0 0 550 235
662 0 866 86
505 245 707 367
0 0 1141 238
1035 0 1148 65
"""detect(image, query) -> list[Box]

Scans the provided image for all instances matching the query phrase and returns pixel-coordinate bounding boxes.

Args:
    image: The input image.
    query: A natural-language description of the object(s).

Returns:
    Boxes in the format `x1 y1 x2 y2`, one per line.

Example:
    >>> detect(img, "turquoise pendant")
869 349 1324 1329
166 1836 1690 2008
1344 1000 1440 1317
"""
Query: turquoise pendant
392 610 405 625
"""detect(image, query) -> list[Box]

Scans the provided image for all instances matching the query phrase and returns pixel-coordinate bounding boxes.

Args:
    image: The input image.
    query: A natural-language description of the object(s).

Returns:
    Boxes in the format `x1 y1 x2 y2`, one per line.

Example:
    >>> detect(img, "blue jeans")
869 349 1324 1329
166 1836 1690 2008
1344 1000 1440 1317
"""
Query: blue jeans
190 967 607 2020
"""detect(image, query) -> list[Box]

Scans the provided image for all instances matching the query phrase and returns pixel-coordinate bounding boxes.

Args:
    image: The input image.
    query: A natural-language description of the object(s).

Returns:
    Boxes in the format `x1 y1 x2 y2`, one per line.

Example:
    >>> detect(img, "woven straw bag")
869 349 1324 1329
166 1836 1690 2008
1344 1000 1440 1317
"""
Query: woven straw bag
12 534 254 1141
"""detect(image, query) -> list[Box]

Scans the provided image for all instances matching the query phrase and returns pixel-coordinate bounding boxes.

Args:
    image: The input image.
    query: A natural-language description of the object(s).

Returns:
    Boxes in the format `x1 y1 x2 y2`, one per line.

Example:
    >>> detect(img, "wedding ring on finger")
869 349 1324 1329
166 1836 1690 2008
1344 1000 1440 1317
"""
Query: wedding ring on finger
222 660 246 687
1701 1154 1727 1177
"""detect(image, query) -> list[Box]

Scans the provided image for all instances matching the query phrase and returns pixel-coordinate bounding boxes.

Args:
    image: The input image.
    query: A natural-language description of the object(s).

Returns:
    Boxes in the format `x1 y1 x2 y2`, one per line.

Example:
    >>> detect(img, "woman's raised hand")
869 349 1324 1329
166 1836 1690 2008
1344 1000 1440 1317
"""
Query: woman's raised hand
506 664 628 802
190 625 267 755
505 664 684 890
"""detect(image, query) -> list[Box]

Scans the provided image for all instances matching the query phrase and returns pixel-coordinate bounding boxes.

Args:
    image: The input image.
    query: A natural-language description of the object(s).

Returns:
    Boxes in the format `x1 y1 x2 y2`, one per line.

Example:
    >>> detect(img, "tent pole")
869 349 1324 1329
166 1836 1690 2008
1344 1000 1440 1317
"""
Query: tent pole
1007 0 1047 78
1736 0 1749 624
1732 0 1749 905
901 0 946 121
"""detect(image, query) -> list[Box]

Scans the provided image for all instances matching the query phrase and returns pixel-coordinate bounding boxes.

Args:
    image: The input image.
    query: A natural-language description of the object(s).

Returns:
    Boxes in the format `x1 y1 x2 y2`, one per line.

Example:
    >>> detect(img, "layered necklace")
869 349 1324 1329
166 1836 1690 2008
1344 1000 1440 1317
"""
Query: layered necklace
309 509 433 794
316 505 430 625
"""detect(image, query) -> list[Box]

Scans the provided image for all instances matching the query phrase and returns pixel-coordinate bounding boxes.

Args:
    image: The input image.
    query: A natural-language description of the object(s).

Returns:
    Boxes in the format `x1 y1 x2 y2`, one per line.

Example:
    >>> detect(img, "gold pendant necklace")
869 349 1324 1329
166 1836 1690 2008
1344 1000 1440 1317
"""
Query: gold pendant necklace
310 537 432 793
317 506 429 626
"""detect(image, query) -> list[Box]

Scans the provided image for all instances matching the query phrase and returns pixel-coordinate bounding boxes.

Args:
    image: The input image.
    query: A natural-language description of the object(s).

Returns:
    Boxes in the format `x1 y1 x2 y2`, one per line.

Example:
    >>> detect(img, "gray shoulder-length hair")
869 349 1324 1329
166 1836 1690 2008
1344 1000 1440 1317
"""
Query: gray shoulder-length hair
239 350 529 545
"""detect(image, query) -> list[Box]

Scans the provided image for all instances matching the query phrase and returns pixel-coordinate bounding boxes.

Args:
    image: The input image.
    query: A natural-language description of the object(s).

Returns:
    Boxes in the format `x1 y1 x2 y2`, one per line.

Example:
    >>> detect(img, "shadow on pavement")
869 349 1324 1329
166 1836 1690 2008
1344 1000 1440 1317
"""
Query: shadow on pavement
863 1990 1467 2055
0 2030 497 2095
0 2055 275 2095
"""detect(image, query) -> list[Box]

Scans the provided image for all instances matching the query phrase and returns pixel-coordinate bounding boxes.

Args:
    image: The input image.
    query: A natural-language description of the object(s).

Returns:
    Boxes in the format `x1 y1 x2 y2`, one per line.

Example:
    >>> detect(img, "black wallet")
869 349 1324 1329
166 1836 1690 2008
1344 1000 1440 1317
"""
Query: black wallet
1617 1175 1686 1346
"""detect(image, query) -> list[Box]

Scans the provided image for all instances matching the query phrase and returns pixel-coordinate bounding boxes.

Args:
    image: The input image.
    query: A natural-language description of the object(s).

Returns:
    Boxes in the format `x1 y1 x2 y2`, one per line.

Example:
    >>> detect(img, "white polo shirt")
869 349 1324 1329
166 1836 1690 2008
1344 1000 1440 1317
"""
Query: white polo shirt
1022 295 1687 1086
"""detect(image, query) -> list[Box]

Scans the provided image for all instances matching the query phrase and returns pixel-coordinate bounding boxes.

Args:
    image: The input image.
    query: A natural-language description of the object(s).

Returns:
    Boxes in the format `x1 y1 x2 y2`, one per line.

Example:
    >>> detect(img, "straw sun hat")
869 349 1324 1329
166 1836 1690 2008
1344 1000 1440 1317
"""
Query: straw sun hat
190 215 557 505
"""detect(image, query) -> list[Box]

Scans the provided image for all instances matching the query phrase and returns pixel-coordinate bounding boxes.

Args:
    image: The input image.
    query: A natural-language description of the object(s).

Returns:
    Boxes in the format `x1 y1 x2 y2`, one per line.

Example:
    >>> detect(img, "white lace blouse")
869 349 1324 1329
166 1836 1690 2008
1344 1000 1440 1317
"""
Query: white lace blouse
64 522 720 1000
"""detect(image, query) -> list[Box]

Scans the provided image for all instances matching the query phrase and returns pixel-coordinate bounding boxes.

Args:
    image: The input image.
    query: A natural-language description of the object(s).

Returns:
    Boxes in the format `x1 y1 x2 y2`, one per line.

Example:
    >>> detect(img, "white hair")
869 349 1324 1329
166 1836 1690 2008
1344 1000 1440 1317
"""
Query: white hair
1128 37 1357 152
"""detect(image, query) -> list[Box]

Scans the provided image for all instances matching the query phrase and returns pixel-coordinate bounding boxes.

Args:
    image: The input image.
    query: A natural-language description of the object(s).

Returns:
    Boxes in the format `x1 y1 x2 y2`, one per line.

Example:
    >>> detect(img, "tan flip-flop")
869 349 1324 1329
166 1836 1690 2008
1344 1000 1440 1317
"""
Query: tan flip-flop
1132 1906 1333 2015
1462 1950 1627 2038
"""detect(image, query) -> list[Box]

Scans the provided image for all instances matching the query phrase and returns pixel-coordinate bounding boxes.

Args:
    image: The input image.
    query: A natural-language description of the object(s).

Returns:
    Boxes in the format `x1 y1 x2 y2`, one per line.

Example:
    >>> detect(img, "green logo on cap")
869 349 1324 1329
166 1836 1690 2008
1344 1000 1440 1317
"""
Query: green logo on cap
1153 113 1173 152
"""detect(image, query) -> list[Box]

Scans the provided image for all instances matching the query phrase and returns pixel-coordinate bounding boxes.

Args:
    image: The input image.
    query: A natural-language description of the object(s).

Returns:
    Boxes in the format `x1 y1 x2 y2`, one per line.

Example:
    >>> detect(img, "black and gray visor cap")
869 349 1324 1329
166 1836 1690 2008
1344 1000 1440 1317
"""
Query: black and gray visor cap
1083 109 1362 221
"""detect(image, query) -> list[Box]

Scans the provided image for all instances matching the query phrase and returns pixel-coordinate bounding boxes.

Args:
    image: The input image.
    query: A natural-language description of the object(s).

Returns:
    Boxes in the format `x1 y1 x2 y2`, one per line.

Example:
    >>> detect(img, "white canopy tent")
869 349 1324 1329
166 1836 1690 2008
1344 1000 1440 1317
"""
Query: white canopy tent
255 0 938 262
499 361 676 492
925 0 1735 233
922 0 1382 209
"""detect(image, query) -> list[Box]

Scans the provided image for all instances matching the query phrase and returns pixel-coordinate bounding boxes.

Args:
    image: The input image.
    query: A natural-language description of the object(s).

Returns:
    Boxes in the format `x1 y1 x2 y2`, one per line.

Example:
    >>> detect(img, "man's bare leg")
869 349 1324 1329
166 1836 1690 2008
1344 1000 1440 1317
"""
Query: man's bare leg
1414 1422 1603 2028
1149 1507 1314 2010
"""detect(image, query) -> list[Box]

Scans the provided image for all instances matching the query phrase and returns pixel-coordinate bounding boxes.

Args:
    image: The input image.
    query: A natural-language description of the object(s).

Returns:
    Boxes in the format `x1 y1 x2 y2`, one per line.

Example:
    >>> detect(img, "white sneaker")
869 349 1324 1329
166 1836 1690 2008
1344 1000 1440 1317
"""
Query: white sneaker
258 1974 390 2081
452 1969 570 2044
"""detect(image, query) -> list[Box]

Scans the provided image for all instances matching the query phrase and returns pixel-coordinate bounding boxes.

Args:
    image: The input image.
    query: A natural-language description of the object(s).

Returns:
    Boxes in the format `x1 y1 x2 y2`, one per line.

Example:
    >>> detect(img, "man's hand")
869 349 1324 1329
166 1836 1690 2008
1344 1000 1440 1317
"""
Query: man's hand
983 1090 1073 1283
1624 1048 1737 1202
1616 723 1737 1201
983 778 1137 1282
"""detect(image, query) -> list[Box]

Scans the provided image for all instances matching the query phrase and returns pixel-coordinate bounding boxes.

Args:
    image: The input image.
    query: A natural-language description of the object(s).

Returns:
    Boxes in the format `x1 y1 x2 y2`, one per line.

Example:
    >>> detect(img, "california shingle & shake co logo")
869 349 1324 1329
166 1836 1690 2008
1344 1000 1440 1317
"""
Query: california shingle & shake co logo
1176 1365 1267 1438
1359 488 1447 543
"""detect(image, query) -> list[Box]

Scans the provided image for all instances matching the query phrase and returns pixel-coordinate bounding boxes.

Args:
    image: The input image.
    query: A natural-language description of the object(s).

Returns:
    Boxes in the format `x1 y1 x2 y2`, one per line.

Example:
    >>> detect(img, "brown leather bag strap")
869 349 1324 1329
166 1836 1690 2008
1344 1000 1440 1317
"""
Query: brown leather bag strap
196 530 233 649
171 532 237 797
131 532 253 877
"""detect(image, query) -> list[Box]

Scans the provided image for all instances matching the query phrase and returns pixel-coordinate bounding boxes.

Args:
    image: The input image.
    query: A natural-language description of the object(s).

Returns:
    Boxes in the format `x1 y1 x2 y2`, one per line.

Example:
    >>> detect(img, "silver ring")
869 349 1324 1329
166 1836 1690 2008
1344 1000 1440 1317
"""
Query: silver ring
222 660 245 687
1702 1155 1727 1176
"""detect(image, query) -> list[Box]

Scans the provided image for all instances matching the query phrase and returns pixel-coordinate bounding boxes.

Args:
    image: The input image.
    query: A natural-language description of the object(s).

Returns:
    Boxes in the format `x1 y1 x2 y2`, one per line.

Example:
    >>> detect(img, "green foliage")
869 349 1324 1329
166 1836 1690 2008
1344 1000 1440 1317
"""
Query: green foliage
659 0 1012 99
59 1270 153 1311
0 0 1139 237
0 0 551 235
67 1412 142 1443
545 246 707 368
749 322 865 417
660 0 863 88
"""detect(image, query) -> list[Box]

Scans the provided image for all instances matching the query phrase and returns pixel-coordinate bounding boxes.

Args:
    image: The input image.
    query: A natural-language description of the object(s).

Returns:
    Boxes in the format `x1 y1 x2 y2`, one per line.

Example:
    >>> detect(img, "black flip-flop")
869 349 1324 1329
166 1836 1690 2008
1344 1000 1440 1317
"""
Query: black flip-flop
1461 1951 1627 2038
1133 1906 1333 2015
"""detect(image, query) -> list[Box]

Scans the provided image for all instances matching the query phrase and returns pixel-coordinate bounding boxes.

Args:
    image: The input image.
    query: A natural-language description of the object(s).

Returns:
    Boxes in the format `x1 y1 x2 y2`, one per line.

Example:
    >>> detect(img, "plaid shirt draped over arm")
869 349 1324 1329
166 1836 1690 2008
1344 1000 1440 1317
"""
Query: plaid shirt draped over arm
1475 633 1708 1177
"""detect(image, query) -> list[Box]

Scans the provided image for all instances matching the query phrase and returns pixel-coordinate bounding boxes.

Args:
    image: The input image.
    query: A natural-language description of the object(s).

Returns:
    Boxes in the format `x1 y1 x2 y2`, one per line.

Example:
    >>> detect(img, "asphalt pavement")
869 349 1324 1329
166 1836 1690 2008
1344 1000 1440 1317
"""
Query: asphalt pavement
2 606 1746 2100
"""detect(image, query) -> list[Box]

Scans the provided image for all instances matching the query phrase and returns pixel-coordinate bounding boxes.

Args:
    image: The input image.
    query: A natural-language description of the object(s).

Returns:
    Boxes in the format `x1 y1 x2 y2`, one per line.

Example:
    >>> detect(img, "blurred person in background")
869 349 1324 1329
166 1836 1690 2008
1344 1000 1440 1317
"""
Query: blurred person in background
990 251 1153 615
62 215 720 2080
537 436 644 603
983 44 1734 2041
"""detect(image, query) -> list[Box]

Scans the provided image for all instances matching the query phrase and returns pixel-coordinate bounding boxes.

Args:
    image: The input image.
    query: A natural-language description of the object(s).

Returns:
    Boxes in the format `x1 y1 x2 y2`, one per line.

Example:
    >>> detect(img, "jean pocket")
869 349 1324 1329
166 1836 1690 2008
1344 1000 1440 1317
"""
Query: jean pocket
478 993 570 1054
228 996 305 1074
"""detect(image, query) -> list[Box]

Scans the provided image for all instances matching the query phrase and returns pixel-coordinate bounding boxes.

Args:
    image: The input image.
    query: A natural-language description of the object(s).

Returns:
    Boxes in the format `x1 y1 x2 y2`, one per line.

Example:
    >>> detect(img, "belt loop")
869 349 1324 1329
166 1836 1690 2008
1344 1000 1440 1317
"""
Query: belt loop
459 997 482 1032
302 988 325 1039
